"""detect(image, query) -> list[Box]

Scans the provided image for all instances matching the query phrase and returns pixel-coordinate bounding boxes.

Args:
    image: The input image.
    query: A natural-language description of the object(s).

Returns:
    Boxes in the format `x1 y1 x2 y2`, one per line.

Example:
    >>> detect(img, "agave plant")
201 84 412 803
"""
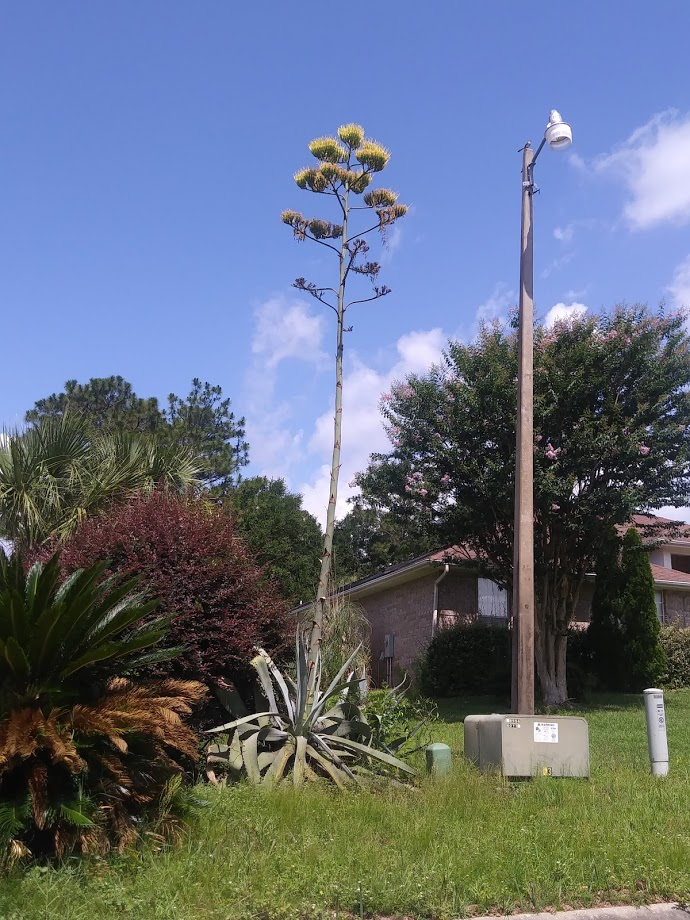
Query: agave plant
206 633 414 788
0 550 206 859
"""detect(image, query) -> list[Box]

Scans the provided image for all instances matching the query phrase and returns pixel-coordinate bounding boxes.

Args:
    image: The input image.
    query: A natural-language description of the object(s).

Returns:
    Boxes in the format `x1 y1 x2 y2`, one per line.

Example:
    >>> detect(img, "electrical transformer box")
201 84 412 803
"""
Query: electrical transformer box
464 714 589 778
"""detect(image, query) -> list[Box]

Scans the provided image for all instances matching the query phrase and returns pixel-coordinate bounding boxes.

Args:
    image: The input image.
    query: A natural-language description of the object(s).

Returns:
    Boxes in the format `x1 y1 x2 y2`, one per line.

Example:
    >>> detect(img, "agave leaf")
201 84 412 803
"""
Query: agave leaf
205 711 278 734
251 650 279 715
320 719 371 740
293 734 308 786
242 731 261 784
262 739 295 788
206 743 230 764
310 734 357 781
257 751 275 772
331 736 415 775
294 631 308 730
308 672 362 727
256 725 289 743
213 681 248 719
305 744 350 789
254 647 295 723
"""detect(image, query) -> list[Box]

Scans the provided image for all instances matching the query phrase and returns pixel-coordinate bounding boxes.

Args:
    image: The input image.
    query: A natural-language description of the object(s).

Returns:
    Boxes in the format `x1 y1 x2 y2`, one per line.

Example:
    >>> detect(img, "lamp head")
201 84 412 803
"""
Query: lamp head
544 109 572 150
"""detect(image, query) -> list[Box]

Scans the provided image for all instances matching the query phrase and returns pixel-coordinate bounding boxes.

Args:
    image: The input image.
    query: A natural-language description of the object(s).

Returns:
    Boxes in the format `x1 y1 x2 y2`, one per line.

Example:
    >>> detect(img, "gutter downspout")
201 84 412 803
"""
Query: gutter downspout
431 564 450 639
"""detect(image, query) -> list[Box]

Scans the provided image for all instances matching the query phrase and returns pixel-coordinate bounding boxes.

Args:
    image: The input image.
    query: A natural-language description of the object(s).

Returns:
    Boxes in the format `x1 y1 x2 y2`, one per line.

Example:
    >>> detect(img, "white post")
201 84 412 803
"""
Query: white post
644 688 669 776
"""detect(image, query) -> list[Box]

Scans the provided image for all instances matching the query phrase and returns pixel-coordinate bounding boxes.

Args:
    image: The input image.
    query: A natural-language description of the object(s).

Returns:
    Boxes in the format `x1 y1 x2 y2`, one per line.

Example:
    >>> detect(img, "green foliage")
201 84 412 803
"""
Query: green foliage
421 622 591 701
300 591 370 689
363 686 437 756
25 376 248 496
0 551 205 859
166 378 248 493
660 626 690 688
355 305 690 703
25 376 163 434
420 623 512 697
588 528 665 691
206 635 414 788
0 415 199 554
333 500 435 583
229 477 322 603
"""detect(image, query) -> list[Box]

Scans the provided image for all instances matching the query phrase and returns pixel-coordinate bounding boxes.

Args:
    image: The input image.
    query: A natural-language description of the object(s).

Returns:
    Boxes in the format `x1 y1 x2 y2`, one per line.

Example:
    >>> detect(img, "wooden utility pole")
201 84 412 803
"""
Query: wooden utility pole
512 142 535 715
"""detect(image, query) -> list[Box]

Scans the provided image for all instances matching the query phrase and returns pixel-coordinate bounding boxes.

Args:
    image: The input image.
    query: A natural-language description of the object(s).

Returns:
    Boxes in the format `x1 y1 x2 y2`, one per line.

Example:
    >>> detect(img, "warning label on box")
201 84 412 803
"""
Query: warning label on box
534 721 559 743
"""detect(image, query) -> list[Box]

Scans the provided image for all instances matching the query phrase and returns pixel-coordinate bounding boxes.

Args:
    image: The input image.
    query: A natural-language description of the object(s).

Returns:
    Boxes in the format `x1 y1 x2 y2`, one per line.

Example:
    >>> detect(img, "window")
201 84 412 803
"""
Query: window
478 578 508 618
654 590 665 625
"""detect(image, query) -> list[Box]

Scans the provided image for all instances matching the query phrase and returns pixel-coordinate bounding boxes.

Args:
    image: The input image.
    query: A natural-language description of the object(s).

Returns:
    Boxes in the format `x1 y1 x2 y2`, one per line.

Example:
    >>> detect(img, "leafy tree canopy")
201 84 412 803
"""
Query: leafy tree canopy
353 305 690 704
228 476 322 605
25 375 248 492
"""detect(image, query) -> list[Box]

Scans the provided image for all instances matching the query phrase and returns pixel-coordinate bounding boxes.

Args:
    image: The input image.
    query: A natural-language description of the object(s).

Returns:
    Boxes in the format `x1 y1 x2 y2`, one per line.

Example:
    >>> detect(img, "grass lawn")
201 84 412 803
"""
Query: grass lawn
2 692 690 920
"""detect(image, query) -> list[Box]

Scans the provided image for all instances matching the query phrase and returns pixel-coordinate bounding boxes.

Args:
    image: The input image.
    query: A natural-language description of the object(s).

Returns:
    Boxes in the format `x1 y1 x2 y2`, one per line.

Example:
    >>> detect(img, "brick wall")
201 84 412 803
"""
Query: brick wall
356 570 478 684
663 590 690 627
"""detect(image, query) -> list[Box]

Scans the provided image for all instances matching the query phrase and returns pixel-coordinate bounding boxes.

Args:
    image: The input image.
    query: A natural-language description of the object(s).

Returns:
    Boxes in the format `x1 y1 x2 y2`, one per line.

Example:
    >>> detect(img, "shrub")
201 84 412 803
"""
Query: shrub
588 528 665 691
660 626 690 689
420 622 591 701
363 687 437 756
419 623 511 697
0 551 205 860
55 491 291 696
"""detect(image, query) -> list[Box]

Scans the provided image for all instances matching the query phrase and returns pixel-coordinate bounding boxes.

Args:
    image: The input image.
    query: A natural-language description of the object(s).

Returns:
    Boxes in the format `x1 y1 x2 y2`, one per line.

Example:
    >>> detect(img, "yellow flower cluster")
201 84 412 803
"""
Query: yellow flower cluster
337 123 365 149
308 136 348 163
355 141 390 172
363 188 398 207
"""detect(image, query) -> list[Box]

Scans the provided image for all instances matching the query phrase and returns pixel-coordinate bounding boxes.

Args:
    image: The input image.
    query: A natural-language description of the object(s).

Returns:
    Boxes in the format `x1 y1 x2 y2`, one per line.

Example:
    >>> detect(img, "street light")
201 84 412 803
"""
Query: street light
512 109 572 715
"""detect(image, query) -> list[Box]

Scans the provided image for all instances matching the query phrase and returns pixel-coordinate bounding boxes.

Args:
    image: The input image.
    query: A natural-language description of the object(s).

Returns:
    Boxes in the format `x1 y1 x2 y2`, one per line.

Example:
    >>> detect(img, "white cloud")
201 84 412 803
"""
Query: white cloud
540 252 575 279
543 302 588 328
666 255 690 310
594 110 690 230
251 296 327 369
244 295 328 475
474 283 515 328
299 328 446 524
553 224 575 244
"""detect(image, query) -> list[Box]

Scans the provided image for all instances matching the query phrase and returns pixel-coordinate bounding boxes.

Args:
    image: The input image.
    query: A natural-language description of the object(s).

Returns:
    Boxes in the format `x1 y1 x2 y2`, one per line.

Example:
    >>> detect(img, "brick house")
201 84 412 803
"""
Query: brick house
339 514 690 684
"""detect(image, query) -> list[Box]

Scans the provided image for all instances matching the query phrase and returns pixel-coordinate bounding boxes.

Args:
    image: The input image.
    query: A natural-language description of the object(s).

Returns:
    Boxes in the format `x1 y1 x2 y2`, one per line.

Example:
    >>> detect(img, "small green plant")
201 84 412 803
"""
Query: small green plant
363 685 437 756
205 633 414 788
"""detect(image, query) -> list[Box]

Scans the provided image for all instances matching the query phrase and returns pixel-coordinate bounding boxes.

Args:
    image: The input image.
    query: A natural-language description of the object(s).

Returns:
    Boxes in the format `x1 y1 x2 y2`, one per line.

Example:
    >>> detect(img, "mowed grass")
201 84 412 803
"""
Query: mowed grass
2 692 690 920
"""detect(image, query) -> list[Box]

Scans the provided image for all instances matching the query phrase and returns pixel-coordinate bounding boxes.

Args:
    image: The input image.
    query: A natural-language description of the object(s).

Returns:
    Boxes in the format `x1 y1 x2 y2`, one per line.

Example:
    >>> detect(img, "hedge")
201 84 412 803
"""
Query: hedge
419 622 690 699
660 626 690 689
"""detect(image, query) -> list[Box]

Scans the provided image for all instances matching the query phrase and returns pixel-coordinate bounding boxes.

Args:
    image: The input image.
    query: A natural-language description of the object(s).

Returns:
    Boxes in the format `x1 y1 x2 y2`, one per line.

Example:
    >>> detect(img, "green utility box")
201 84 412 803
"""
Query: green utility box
426 742 452 776
464 714 589 778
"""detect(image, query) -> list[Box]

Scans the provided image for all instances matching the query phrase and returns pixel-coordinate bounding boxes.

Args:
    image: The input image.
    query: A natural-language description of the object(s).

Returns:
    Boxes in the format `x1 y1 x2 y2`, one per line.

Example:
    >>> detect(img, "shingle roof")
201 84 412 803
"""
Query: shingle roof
650 563 690 587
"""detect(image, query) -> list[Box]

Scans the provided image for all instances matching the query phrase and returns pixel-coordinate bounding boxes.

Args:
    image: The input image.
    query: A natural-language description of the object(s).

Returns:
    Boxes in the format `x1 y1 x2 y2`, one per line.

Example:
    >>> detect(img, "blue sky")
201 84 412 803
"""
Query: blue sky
2 2 690 523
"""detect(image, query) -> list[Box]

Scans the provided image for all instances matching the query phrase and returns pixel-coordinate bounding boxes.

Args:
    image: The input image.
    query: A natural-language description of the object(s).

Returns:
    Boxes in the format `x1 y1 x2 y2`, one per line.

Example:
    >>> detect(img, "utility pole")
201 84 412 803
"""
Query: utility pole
512 142 535 715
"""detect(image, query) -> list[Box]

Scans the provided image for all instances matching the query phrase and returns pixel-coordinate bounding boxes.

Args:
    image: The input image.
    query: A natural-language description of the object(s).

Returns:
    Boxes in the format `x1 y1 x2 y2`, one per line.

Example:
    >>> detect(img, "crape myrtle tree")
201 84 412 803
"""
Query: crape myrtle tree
354 305 690 705
281 123 408 678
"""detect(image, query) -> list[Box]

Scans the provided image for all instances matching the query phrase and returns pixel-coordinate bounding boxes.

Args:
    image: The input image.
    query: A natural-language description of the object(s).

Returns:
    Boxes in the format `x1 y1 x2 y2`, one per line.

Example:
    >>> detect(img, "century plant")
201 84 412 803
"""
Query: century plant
282 124 408 689
206 634 414 788
0 550 206 859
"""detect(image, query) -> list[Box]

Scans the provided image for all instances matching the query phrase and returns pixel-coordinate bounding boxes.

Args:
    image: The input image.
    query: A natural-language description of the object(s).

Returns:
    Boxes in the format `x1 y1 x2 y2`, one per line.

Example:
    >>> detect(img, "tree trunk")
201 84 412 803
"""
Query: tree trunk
534 569 582 706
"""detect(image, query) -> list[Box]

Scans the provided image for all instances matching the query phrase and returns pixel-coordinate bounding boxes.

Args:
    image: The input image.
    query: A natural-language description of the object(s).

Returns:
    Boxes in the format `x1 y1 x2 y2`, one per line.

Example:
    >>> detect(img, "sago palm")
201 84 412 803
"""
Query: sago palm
0 550 205 859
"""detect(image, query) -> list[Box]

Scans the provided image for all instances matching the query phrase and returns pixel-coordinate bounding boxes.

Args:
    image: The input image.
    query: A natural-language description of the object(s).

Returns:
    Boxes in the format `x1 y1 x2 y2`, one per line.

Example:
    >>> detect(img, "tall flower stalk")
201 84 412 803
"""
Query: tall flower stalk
282 125 407 689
